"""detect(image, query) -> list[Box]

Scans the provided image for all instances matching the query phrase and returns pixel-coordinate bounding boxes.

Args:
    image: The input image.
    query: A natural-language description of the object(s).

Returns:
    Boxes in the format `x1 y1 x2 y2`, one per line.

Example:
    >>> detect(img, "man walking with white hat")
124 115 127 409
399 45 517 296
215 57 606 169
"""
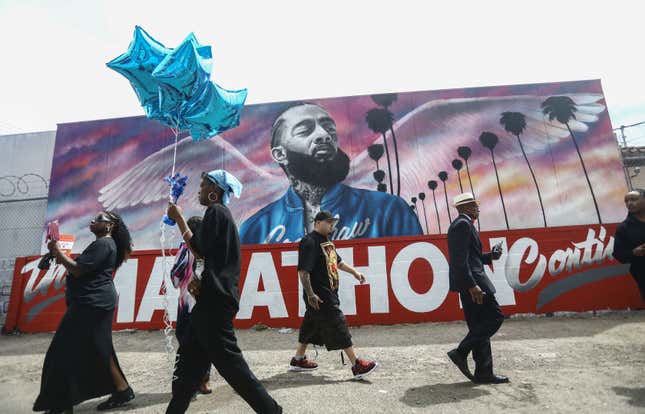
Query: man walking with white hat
446 193 508 384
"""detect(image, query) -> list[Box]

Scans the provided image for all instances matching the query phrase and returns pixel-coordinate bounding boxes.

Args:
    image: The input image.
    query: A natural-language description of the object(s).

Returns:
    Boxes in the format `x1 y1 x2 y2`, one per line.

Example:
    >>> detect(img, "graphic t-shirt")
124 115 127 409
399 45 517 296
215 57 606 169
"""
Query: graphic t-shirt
297 231 343 310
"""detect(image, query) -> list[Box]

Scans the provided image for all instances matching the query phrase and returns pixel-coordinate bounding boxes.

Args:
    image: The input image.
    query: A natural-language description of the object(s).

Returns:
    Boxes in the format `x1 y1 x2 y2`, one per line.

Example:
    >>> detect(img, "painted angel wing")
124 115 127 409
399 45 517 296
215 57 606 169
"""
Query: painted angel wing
98 135 285 216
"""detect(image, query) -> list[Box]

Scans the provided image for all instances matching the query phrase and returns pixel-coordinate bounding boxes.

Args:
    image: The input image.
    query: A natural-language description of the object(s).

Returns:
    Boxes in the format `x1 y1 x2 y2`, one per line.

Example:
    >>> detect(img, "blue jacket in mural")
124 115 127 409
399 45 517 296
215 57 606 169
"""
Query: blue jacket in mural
239 183 423 244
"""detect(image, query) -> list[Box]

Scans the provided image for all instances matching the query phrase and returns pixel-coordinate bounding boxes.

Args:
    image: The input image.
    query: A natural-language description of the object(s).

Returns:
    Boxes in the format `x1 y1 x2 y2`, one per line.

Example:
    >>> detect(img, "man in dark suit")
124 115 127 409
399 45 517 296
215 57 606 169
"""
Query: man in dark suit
446 193 508 384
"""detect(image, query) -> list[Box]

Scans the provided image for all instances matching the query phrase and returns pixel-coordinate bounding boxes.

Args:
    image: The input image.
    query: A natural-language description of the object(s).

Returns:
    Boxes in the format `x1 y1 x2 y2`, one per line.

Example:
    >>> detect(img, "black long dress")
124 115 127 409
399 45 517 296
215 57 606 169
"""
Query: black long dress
33 237 127 412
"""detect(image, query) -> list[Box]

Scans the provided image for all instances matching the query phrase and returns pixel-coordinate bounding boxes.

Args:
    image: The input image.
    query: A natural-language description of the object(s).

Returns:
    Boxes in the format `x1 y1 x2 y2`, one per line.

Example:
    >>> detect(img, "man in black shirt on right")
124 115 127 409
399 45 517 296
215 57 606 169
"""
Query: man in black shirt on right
289 211 378 380
613 188 645 302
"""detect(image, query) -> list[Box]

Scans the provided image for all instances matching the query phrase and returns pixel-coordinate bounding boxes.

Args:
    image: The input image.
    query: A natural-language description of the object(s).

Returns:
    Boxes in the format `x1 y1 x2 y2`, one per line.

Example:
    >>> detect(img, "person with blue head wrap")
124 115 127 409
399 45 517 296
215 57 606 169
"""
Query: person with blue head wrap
202 169 243 206
166 171 282 414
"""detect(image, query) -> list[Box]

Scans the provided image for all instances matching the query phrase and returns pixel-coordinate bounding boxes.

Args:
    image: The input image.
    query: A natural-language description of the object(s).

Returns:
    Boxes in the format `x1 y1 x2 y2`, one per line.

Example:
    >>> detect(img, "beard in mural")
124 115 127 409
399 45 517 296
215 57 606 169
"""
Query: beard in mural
283 149 351 188
239 103 423 244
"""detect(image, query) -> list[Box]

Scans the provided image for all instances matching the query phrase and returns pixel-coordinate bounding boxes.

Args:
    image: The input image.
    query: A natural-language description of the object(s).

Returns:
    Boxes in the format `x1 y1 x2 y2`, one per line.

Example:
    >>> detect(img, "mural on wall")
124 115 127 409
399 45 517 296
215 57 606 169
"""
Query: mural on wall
5 224 642 333
45 80 627 251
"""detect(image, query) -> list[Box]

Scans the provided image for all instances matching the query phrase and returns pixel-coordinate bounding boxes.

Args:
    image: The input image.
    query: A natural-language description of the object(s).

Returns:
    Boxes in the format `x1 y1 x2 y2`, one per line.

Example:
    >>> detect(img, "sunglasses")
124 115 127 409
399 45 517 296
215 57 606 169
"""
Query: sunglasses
91 214 113 224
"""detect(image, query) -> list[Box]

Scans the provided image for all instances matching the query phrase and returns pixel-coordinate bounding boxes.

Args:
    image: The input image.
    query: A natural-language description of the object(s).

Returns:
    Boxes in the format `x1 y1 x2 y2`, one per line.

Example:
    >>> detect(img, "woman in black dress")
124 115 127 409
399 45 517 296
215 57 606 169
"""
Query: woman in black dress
33 211 135 413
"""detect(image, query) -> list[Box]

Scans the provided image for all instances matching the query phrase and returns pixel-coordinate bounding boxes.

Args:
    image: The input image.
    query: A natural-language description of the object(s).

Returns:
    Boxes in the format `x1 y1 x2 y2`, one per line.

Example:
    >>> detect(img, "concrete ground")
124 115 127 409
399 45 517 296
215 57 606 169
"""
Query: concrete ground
1 311 644 413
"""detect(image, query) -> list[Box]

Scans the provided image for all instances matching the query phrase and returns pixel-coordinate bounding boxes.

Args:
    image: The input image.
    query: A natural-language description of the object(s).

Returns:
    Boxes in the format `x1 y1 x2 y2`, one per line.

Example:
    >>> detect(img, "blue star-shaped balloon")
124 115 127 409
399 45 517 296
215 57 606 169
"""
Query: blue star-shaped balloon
152 33 213 128
153 33 212 99
108 26 247 137
183 82 248 140
106 26 171 121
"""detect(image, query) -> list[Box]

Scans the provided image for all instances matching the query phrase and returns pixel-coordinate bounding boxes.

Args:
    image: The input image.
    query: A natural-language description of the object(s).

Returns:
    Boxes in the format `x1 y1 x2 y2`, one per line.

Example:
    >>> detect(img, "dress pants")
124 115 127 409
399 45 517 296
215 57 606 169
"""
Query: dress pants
457 291 505 377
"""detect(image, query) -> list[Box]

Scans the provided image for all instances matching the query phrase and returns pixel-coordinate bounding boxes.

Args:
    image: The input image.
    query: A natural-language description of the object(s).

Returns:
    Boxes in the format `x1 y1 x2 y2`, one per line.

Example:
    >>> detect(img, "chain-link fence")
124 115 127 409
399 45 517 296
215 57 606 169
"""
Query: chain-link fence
0 131 56 329
0 177 50 327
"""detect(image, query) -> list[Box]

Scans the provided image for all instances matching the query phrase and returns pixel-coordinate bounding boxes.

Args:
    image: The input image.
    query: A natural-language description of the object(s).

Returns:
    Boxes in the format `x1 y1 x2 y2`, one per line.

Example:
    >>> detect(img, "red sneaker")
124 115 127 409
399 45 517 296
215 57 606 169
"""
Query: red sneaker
289 355 318 372
352 359 378 380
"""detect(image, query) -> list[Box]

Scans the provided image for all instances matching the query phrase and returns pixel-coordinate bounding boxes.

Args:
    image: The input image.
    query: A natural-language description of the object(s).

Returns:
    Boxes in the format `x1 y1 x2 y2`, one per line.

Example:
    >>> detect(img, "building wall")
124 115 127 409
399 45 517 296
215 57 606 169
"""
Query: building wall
627 166 644 189
0 131 56 326
622 146 645 190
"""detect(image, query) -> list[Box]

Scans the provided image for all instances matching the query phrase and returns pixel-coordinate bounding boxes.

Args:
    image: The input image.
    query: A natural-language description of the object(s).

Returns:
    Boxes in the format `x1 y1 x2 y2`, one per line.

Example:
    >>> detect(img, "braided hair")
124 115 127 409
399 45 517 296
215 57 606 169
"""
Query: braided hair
105 211 133 269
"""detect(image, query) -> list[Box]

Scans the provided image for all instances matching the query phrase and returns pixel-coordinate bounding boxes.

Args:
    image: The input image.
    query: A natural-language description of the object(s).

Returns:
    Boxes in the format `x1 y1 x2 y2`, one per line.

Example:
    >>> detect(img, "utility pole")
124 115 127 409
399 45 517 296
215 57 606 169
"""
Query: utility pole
615 124 634 190
614 121 645 190
619 125 627 147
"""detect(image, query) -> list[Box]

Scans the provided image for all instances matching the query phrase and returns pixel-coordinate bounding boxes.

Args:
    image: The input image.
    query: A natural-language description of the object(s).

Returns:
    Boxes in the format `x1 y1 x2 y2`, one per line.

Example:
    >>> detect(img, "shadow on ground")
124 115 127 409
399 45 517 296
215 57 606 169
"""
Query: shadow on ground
74 392 171 412
613 386 645 407
400 382 489 407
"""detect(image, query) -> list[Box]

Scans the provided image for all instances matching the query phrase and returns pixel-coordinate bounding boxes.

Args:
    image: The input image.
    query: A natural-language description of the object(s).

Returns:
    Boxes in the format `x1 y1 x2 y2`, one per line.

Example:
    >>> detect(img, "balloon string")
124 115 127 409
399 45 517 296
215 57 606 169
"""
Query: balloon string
161 119 181 382
160 222 179 381
170 123 179 183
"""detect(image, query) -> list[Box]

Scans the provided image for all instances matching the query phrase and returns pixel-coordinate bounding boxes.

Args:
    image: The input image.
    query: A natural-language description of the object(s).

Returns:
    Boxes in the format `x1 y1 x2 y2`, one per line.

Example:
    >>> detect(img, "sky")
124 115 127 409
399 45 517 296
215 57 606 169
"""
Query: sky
1 0 644 146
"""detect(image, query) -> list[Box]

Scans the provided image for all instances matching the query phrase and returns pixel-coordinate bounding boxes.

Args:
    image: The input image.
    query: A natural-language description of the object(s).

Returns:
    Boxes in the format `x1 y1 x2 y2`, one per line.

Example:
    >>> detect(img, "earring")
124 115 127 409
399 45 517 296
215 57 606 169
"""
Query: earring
208 192 218 202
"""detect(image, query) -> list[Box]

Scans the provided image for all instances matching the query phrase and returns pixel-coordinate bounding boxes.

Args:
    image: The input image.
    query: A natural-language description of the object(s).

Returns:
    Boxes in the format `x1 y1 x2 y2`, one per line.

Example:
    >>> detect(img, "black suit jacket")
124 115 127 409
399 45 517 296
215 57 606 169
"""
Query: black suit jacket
447 214 496 294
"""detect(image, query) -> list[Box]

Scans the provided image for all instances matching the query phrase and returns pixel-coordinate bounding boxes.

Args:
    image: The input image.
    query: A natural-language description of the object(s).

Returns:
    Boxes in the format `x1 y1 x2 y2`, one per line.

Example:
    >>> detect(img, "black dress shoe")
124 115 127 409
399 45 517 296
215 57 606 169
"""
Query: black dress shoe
97 386 135 411
473 374 510 384
447 349 473 380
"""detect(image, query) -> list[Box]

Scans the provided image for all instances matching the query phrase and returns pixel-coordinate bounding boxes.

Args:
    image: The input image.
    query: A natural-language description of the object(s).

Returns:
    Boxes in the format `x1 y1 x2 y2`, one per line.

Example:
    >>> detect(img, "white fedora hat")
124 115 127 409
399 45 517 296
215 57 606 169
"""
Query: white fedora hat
453 192 479 207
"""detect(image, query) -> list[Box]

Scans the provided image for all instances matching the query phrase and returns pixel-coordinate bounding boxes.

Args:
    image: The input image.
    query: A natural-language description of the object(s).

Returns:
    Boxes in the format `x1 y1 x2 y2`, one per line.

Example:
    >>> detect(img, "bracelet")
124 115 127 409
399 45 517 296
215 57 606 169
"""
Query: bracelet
182 229 190 239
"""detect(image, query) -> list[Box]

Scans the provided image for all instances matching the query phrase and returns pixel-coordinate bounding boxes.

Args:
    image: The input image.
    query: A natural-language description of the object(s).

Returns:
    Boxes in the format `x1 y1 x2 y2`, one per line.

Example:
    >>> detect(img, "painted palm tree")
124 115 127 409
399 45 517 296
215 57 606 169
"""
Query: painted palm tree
457 145 480 230
418 192 429 234
373 170 387 192
368 144 385 170
411 196 418 217
541 96 601 223
366 108 394 195
457 146 476 196
500 111 547 227
428 180 442 233
451 159 464 192
438 171 452 222
371 94 401 196
371 93 398 108
479 131 509 229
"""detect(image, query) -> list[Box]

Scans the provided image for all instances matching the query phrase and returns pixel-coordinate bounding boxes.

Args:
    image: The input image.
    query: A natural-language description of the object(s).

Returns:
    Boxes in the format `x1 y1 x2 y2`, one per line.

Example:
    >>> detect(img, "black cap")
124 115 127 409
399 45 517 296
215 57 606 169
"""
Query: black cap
314 210 339 222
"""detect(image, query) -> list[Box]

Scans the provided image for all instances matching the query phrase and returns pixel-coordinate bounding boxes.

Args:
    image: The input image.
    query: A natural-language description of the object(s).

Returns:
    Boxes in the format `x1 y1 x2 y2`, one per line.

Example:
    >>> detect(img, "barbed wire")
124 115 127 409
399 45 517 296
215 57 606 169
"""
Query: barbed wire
0 174 49 198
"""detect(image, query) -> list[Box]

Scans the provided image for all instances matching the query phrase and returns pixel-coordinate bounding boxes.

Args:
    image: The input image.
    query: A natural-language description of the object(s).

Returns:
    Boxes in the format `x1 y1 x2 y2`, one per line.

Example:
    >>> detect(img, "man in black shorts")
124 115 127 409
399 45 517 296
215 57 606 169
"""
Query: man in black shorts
289 210 378 379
